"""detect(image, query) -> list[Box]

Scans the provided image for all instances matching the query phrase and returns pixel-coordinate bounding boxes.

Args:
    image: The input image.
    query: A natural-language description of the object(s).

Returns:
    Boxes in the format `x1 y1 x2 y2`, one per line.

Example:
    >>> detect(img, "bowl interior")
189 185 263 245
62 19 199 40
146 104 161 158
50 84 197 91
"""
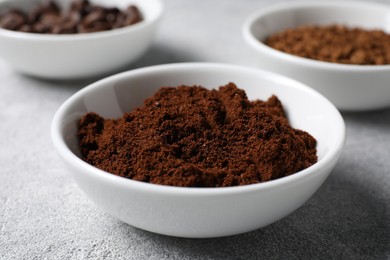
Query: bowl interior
56 64 344 170
250 2 390 43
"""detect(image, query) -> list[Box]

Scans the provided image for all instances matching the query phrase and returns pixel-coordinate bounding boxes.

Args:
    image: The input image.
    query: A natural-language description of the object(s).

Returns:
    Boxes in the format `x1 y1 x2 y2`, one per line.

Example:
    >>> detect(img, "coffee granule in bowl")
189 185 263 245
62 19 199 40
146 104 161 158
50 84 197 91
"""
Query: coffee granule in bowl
265 25 390 65
78 83 317 187
0 0 142 34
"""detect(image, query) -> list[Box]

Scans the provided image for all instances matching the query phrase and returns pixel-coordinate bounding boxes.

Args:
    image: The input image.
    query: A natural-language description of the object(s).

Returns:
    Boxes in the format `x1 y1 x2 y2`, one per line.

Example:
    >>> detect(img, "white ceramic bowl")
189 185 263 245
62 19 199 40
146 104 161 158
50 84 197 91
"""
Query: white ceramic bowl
0 0 163 79
243 1 390 111
51 63 346 238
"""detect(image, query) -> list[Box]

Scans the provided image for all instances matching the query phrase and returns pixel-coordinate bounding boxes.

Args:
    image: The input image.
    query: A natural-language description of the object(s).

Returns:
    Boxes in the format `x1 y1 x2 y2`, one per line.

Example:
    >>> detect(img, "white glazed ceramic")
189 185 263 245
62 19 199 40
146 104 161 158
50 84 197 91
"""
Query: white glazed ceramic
51 63 346 238
0 0 163 79
243 1 390 111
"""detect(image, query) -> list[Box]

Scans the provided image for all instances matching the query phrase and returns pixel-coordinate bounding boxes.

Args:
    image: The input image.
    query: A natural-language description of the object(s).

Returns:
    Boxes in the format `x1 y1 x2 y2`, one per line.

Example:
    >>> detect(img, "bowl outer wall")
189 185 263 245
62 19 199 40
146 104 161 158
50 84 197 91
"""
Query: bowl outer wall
51 63 346 238
0 0 163 79
242 1 390 111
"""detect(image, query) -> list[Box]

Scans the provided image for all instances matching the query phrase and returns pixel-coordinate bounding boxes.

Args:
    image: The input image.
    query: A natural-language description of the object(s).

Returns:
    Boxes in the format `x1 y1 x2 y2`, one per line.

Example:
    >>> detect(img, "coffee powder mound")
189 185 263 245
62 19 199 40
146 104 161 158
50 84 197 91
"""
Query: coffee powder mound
265 25 390 65
78 83 317 187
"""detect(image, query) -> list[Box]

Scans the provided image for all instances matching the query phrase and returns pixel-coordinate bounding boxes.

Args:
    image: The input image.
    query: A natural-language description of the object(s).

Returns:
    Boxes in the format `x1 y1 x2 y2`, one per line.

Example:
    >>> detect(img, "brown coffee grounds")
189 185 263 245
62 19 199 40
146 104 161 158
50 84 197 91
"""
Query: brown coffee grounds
265 24 390 65
0 0 142 34
78 83 317 187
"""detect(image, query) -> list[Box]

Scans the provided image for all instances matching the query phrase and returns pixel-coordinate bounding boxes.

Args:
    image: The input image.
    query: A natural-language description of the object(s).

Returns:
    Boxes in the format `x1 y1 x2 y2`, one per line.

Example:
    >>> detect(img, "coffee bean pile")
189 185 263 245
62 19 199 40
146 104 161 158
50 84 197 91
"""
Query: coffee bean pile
0 0 143 34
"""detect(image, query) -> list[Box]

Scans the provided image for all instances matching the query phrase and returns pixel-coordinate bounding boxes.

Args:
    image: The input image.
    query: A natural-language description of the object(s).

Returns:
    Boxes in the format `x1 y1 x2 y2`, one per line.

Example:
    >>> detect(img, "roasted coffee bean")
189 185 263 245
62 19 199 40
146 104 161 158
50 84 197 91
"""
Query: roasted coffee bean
52 21 77 34
107 7 120 15
77 0 93 17
51 24 61 34
123 6 142 26
32 22 50 33
0 0 143 34
89 5 106 14
79 21 110 33
40 11 61 26
112 13 126 29
82 9 106 27
28 6 43 23
70 0 89 12
40 0 60 13
63 11 81 24
28 0 59 23
0 10 26 30
61 22 77 34
106 8 120 24
19 24 32 33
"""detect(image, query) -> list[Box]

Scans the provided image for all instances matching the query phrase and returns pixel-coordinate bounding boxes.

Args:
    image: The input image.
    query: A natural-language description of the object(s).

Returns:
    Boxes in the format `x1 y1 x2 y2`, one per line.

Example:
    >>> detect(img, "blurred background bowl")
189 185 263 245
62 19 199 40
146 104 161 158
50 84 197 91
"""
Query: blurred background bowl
0 0 163 79
51 63 345 238
243 1 390 111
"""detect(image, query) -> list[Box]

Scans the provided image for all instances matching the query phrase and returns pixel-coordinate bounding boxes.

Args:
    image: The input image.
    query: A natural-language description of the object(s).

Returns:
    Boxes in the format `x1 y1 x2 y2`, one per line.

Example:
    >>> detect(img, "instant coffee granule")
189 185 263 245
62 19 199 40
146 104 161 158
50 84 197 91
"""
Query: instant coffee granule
0 0 142 34
78 83 317 187
265 24 390 65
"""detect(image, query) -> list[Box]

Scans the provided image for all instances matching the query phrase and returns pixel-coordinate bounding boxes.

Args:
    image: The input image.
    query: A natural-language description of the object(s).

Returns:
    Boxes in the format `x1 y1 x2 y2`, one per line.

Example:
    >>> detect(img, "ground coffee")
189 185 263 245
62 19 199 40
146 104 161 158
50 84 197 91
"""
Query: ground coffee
0 0 142 34
78 83 317 187
265 24 390 65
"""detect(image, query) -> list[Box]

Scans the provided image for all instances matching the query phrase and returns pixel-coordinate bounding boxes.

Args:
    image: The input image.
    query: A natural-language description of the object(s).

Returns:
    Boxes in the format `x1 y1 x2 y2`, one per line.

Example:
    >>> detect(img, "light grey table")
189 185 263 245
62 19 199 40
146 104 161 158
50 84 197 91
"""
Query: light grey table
1 0 389 259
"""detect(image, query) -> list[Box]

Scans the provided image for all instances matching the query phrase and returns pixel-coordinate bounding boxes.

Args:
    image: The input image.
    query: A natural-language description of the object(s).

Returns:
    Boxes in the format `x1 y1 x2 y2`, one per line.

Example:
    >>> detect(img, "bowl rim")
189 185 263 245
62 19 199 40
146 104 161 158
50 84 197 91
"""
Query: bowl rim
0 0 163 41
242 0 390 71
51 62 346 195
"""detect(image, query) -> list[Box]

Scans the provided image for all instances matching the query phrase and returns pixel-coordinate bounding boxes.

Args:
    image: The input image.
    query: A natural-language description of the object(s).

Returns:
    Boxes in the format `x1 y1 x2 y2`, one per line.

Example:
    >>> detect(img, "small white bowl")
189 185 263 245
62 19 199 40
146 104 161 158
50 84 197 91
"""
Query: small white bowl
0 0 163 79
51 63 345 238
243 1 390 111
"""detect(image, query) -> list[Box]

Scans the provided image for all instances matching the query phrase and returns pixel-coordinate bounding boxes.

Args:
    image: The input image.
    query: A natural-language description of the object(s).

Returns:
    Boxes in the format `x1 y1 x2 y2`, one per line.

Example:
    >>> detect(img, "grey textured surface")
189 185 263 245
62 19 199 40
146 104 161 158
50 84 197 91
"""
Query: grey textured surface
1 0 390 259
